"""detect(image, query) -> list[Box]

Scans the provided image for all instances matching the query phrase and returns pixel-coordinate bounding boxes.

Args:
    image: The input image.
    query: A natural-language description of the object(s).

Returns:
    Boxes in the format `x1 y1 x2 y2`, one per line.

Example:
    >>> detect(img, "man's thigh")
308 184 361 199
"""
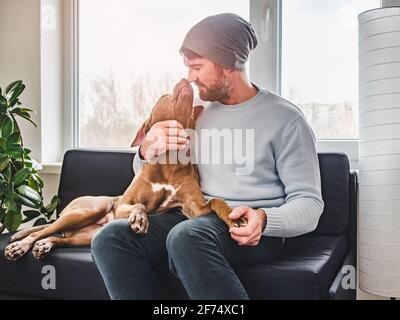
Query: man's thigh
128 209 187 264
142 210 190 298
174 213 284 267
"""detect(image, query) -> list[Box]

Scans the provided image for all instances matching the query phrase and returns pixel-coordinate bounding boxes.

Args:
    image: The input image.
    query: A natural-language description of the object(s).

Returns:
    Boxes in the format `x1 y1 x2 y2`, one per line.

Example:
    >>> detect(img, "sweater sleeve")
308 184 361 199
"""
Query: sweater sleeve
262 116 324 238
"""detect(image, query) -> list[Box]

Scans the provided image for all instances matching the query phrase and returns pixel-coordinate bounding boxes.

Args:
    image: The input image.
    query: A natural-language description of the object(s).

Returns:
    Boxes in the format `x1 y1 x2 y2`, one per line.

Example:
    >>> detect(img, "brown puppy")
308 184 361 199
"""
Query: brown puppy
4 79 246 261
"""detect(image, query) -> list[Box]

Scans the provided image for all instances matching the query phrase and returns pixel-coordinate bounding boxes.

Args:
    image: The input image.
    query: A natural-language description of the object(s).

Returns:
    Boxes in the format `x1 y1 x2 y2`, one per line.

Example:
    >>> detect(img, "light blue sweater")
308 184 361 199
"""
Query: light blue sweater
133 86 324 238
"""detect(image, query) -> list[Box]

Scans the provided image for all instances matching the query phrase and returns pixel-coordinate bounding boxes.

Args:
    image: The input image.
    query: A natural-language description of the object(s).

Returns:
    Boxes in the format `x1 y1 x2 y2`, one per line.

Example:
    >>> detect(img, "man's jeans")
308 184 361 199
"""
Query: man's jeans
91 210 284 300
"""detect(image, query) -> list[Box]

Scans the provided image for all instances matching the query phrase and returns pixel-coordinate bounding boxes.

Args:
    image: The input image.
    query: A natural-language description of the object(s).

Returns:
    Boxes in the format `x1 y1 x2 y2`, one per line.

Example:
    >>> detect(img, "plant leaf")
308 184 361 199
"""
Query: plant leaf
20 111 31 118
3 143 24 158
4 210 22 232
0 208 6 222
17 113 37 127
9 107 20 113
0 137 6 151
45 195 60 213
3 150 22 158
2 165 11 180
6 143 24 154
0 104 7 114
9 83 25 102
7 131 20 145
15 193 40 209
16 184 42 203
8 99 19 108
4 187 18 212
23 210 41 218
0 156 9 172
33 217 48 226
32 174 44 188
0 95 7 107
5 80 22 95
19 108 34 114
1 116 14 138
27 177 39 191
12 167 31 186
21 210 40 223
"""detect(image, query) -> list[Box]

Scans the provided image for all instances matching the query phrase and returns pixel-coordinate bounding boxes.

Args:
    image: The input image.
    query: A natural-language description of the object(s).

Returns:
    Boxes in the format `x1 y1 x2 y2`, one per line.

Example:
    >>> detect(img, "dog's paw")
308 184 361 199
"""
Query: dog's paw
32 239 53 259
232 216 248 228
4 239 33 261
128 211 149 235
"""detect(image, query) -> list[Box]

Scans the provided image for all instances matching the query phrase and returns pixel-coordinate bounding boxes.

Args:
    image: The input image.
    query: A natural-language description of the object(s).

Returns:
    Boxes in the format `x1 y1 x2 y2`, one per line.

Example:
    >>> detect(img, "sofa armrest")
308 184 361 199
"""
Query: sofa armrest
328 250 357 300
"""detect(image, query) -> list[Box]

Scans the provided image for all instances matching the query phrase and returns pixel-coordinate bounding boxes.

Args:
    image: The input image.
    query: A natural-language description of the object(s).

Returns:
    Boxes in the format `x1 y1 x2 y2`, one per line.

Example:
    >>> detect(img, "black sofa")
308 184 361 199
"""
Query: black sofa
0 149 358 300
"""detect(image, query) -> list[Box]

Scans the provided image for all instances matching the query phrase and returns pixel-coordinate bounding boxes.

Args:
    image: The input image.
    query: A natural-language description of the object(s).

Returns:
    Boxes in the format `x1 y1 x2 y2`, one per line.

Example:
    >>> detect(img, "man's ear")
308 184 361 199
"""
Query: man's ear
192 105 204 121
131 121 148 147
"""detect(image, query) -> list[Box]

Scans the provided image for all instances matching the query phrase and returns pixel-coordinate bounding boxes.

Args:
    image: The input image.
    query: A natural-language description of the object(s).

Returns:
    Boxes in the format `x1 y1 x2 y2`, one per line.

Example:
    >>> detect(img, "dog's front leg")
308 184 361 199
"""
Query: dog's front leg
209 198 248 228
116 203 148 235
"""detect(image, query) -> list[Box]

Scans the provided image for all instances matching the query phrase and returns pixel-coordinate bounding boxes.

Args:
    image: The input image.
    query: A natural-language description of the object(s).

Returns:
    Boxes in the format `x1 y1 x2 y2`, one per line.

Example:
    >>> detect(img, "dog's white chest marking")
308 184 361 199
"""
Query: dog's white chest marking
151 183 181 207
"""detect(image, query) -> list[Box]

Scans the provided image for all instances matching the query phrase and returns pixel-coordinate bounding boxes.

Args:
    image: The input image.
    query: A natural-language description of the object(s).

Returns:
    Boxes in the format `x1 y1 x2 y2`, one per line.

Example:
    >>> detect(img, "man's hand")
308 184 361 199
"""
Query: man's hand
139 120 190 160
229 206 267 246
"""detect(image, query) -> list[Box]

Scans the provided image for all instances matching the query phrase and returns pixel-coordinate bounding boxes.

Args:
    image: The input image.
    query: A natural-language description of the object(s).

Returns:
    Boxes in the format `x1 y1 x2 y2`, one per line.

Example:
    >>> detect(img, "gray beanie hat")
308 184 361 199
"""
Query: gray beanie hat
180 13 258 70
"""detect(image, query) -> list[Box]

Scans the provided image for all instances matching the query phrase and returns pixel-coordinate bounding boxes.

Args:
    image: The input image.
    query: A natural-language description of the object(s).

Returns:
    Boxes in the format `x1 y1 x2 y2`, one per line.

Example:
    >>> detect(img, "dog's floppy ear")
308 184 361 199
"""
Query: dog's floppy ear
131 121 149 147
192 105 204 121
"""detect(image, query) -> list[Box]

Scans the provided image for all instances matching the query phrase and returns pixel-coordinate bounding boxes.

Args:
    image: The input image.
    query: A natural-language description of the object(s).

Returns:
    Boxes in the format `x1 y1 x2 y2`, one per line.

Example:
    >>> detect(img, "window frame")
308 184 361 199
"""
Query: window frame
65 0 363 169
64 0 79 151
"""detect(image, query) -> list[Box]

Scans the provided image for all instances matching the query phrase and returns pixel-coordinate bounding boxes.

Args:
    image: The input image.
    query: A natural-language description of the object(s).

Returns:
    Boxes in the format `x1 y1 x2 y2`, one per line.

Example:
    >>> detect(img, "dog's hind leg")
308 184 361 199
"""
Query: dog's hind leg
4 196 116 261
32 224 100 259
9 224 51 243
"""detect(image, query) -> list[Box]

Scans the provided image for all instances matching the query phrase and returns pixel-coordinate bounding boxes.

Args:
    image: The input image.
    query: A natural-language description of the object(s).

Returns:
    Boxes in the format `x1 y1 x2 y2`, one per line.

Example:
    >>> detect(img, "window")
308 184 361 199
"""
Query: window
74 0 381 152
281 0 380 140
78 0 249 148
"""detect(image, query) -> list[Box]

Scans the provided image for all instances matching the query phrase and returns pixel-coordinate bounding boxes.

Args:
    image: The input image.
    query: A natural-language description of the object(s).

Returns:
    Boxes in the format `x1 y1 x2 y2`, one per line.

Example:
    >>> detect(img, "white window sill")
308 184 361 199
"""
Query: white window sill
38 162 62 175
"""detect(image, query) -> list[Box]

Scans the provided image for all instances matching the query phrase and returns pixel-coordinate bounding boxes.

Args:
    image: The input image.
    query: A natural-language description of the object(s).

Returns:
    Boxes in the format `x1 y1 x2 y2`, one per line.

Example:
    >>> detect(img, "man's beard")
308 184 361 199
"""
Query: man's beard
197 75 231 102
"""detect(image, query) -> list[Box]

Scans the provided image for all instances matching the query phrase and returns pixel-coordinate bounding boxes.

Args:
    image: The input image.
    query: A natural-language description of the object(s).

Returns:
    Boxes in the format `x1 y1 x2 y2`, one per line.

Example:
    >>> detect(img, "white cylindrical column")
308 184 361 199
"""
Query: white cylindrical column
359 7 400 298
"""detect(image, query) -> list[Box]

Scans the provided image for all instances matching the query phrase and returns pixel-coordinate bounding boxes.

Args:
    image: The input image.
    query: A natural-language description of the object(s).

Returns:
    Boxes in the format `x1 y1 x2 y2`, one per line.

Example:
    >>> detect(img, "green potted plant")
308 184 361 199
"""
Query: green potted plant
0 80 60 234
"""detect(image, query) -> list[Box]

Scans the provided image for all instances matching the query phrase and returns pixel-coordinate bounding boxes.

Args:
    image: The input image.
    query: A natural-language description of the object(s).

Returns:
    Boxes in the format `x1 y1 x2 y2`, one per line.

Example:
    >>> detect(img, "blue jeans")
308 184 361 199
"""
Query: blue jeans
91 210 284 300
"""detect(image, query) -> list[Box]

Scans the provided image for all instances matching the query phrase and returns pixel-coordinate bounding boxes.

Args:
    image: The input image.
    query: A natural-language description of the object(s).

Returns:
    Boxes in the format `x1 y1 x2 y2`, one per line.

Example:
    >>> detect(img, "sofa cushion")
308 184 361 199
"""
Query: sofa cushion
0 232 347 300
237 235 348 300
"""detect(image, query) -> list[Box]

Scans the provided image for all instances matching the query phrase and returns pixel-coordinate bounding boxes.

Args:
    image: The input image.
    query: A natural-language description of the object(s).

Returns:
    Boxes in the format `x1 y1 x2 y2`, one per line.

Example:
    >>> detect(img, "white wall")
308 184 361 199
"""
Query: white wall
0 0 60 210
0 0 42 162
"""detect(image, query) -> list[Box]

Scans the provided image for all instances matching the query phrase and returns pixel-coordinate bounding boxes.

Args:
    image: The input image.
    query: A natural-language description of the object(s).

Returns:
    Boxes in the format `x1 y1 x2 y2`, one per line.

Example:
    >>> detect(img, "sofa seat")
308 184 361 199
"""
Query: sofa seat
0 232 347 300
237 235 348 300
0 233 109 300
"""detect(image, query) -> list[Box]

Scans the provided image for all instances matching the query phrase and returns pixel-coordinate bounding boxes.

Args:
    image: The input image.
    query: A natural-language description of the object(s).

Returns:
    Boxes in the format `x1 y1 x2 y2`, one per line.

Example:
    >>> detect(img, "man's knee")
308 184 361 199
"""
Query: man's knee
92 220 130 258
166 216 217 255
166 221 190 256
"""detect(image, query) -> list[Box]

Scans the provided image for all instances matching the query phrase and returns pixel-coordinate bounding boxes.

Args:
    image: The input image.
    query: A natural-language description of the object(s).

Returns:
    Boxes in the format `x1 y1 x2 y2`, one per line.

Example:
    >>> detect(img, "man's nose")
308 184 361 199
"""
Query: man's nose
187 70 197 83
